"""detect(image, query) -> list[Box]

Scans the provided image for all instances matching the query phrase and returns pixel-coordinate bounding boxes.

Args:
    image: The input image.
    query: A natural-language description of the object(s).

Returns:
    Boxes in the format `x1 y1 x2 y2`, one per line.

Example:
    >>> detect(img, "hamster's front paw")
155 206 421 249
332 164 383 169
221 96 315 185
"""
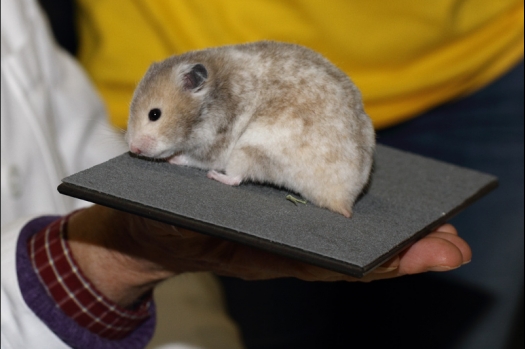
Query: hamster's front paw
207 170 242 186
168 154 189 166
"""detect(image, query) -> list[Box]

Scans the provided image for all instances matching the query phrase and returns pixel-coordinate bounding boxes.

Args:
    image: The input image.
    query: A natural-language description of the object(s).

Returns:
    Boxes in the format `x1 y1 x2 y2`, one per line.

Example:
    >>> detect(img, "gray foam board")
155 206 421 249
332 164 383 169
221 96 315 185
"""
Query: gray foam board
57 145 497 277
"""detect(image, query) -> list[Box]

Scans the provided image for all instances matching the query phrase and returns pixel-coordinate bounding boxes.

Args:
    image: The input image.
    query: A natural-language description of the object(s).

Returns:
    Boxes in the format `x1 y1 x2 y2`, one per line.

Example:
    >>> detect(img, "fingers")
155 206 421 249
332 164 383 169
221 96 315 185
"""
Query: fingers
365 224 470 281
171 223 470 282
373 256 400 274
398 235 464 274
426 230 472 264
166 233 356 282
204 241 356 281
137 215 472 284
433 223 458 235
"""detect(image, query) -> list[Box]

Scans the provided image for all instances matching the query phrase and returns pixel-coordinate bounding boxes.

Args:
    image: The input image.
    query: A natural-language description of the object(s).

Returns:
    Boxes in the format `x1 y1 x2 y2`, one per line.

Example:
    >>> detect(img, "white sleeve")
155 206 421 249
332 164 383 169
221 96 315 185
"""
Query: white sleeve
1 0 127 227
1 217 70 349
0 0 125 345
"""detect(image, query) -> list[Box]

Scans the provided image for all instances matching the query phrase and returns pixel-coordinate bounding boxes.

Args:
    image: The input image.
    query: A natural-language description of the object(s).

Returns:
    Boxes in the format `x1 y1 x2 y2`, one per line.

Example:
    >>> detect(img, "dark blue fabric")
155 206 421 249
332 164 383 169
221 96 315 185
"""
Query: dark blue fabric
376 60 524 349
220 60 524 349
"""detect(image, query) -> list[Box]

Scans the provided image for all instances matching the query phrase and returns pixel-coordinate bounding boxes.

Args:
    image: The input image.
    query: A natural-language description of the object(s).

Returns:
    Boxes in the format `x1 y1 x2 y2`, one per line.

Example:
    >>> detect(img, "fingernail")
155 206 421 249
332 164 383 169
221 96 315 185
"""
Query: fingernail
462 259 471 265
373 266 398 273
427 265 459 272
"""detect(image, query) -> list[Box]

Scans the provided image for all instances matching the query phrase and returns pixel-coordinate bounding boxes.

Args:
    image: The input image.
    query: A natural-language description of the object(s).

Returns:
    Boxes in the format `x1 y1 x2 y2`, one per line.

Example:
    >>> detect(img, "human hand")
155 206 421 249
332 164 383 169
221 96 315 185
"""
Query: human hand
67 205 471 307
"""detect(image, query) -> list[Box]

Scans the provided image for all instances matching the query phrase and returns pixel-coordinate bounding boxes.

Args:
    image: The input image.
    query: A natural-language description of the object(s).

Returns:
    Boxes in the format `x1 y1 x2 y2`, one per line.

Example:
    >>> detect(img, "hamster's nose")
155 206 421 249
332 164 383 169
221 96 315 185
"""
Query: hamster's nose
130 145 142 155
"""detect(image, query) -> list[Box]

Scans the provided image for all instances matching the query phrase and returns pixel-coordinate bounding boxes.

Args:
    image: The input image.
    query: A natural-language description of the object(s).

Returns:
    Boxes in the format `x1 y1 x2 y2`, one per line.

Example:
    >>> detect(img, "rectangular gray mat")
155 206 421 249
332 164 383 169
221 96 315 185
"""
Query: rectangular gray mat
58 144 497 277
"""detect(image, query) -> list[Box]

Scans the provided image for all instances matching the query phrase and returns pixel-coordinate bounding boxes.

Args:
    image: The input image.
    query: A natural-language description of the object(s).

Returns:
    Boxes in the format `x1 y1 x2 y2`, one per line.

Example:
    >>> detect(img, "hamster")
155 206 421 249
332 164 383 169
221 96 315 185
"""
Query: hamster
126 41 375 218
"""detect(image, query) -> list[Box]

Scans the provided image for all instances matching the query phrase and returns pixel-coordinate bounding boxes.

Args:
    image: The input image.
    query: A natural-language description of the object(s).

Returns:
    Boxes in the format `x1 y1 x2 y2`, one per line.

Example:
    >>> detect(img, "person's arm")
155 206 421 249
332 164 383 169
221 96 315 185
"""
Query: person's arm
8 204 469 349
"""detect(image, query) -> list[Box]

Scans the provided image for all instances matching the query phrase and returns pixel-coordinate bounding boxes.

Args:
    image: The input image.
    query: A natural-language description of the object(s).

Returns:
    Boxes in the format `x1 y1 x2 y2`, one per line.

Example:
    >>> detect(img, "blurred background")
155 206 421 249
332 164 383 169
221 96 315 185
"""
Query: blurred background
38 1 523 348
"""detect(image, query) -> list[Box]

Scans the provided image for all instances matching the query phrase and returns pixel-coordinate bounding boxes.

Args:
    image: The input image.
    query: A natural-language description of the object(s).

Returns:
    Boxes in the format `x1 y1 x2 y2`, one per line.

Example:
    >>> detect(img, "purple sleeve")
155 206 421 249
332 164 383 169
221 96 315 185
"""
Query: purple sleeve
16 216 157 349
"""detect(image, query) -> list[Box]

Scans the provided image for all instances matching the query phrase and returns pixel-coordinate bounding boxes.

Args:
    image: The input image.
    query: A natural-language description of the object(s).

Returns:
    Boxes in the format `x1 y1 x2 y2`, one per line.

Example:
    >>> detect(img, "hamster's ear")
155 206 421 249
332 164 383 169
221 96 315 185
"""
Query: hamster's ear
183 64 208 91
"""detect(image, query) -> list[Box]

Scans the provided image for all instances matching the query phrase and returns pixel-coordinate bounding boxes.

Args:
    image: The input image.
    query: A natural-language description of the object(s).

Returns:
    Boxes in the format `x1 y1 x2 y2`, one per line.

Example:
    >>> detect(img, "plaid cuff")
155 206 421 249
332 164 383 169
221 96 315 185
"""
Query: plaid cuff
27 212 152 340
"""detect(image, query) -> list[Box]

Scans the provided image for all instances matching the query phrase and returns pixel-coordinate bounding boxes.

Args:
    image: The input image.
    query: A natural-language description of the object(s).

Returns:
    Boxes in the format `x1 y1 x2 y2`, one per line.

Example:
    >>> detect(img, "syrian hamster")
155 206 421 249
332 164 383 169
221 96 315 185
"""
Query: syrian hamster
126 41 375 217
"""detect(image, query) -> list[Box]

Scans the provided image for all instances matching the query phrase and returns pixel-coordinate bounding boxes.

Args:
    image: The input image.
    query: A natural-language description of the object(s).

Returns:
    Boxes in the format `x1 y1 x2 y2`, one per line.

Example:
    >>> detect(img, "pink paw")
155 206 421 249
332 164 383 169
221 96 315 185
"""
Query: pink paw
207 170 242 186
168 154 188 165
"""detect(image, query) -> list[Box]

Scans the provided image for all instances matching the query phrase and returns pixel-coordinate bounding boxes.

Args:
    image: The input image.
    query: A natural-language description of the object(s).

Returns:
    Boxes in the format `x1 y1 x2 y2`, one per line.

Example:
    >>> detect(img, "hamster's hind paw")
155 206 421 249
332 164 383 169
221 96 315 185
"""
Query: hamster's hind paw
207 170 242 186
340 208 352 218
328 203 352 218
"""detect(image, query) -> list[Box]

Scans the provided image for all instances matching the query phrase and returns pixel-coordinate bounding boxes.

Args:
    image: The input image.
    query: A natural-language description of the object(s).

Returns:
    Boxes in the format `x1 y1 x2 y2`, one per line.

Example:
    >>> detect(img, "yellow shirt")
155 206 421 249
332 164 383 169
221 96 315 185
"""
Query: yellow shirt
76 0 523 130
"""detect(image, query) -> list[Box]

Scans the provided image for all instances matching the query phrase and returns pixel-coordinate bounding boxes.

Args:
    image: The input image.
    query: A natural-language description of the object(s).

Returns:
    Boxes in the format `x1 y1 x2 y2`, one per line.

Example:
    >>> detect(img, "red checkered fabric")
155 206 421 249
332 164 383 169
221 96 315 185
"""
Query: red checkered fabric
27 214 152 340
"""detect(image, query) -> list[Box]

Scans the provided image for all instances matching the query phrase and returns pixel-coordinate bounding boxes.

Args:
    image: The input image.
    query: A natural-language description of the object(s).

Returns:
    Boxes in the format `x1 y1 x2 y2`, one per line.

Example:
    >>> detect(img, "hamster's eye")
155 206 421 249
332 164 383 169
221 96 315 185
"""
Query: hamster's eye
148 108 161 121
